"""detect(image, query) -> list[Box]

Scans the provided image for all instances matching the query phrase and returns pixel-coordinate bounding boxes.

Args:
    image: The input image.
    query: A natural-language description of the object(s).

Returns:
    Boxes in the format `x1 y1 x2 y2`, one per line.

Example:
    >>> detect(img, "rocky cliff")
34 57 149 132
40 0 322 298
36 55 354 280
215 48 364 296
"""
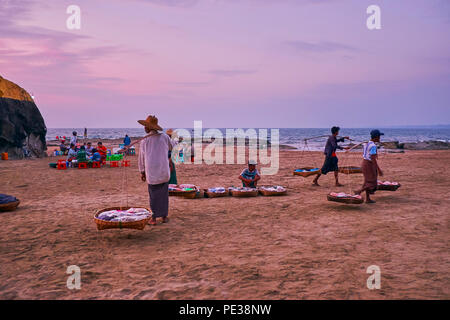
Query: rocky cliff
0 76 47 158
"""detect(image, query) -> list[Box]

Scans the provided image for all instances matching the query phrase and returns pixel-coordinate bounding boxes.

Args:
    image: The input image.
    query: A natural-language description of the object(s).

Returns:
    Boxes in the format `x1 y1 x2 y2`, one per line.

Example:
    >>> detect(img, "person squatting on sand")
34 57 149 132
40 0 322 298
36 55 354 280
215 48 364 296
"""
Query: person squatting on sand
355 130 384 203
138 115 173 225
239 160 261 188
313 126 350 187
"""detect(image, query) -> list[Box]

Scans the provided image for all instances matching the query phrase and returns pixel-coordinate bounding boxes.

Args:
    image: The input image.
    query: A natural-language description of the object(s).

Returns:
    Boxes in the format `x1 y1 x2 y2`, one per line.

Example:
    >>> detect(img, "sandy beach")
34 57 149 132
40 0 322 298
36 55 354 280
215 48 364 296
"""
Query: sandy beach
0 145 449 300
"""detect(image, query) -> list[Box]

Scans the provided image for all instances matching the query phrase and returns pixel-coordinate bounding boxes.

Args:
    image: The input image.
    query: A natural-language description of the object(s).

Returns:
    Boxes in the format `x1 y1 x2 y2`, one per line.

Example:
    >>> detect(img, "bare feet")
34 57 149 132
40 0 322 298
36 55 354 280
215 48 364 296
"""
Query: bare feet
312 182 320 187
148 218 157 225
335 183 344 187
366 199 376 204
162 217 169 223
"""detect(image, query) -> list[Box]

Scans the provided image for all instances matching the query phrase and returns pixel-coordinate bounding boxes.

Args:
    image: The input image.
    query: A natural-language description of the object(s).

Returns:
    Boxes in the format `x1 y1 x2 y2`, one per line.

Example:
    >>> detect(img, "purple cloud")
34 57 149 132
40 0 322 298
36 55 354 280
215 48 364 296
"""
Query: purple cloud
284 40 359 53
209 69 257 77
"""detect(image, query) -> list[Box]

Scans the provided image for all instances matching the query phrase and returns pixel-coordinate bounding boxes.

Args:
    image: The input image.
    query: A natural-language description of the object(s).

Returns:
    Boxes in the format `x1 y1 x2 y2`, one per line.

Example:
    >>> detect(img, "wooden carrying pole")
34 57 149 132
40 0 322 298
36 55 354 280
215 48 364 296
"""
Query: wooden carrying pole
304 135 355 142
118 132 159 153
344 141 368 153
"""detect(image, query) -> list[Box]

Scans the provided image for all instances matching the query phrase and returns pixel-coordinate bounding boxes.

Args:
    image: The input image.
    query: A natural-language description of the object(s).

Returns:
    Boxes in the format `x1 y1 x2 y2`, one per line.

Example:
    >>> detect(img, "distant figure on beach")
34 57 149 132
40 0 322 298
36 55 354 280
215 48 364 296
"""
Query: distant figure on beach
97 142 107 161
138 115 172 226
313 126 349 187
355 130 384 203
123 134 131 147
84 127 87 139
239 160 261 188
70 131 78 147
166 129 178 185
85 142 94 156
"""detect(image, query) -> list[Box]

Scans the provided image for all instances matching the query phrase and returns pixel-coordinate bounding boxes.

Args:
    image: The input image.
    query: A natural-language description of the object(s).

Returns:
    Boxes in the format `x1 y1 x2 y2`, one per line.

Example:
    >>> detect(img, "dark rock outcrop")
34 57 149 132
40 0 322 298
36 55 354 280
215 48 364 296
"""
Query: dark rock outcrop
0 76 47 159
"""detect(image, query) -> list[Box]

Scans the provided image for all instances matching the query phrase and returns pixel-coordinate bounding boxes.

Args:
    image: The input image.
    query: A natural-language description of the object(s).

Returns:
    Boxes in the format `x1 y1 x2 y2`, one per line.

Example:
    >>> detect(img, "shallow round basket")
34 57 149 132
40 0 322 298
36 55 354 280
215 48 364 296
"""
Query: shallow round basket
231 190 259 197
94 206 152 230
205 190 228 198
377 183 401 191
169 190 185 197
169 185 199 198
338 166 362 174
293 167 320 177
259 189 287 196
0 200 20 212
180 190 199 199
327 194 364 205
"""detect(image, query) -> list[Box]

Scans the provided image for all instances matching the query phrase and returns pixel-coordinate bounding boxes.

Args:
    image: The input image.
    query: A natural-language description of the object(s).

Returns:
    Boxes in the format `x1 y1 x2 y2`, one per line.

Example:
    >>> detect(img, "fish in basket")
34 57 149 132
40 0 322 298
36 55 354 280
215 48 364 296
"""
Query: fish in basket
293 167 320 177
229 187 259 197
327 192 364 204
338 166 363 174
94 207 152 230
205 187 228 198
169 184 199 199
377 180 401 191
258 185 287 196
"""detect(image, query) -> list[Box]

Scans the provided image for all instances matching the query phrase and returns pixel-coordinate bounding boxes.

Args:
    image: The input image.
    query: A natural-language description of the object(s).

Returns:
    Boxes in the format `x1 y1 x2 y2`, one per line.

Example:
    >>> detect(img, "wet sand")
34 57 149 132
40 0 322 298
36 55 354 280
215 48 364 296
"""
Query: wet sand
0 148 449 299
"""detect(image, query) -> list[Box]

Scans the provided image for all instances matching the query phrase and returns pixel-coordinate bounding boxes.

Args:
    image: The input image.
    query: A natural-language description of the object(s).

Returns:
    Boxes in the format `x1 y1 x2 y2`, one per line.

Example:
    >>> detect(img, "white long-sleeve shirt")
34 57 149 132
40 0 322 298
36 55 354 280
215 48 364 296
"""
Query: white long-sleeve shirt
138 132 173 185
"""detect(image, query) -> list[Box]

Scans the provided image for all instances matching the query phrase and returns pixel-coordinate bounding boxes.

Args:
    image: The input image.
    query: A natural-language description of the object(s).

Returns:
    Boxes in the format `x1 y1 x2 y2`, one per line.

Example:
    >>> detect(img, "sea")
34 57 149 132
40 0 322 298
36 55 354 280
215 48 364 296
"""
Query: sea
47 127 450 151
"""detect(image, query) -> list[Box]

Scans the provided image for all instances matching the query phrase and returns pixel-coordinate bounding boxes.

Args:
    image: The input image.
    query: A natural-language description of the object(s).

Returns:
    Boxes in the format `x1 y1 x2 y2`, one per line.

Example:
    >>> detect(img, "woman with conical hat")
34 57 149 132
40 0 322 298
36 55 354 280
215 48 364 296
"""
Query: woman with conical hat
137 115 173 225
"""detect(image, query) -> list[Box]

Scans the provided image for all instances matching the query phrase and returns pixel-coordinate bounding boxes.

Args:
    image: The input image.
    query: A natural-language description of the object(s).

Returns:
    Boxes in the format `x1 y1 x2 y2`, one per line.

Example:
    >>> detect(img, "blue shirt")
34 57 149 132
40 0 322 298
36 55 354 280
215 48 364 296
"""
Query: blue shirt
363 141 377 161
91 152 101 162
240 168 260 187
124 136 131 146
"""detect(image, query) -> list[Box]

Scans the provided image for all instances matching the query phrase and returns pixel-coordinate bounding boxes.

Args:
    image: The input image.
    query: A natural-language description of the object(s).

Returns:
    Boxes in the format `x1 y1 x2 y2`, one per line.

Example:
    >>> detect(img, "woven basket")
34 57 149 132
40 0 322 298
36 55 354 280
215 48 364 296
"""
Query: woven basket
377 183 401 191
205 190 228 198
258 187 287 196
293 167 320 177
181 190 199 199
230 189 259 197
169 190 184 196
169 185 199 198
94 206 152 230
338 166 362 174
0 200 20 212
327 194 364 205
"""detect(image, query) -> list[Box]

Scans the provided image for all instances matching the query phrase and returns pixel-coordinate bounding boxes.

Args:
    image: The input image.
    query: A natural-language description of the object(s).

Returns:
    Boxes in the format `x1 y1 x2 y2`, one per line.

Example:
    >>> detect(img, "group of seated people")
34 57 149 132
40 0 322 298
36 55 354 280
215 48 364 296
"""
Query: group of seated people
65 141 108 164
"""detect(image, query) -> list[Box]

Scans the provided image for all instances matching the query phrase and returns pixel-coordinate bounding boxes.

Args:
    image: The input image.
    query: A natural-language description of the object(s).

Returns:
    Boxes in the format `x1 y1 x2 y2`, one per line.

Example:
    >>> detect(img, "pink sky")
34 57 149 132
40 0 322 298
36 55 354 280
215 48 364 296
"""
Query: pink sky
1 0 449 128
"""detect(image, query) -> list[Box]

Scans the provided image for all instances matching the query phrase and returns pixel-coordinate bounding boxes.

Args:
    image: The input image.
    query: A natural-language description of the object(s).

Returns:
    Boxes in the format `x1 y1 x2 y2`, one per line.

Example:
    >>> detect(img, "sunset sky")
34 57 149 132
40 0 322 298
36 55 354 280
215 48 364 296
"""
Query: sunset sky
1 0 449 128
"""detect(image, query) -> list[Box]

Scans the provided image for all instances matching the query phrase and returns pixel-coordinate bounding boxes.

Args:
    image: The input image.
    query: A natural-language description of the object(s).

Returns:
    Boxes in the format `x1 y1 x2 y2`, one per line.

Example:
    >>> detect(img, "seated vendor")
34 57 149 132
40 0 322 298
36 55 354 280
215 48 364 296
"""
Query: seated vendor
90 148 102 162
77 146 87 162
85 142 94 156
239 160 261 188
66 144 77 162
97 141 107 161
